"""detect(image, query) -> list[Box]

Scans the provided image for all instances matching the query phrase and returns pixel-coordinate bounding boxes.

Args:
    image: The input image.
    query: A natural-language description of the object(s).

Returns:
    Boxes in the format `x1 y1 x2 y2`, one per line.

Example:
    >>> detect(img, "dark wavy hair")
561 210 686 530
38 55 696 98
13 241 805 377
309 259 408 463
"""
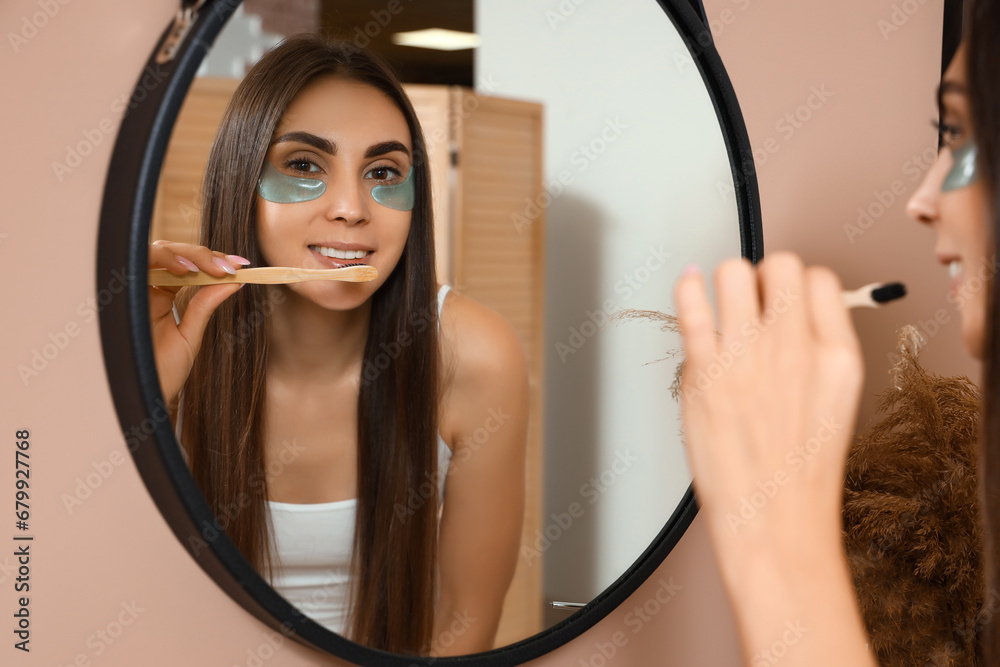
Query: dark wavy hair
178 34 440 654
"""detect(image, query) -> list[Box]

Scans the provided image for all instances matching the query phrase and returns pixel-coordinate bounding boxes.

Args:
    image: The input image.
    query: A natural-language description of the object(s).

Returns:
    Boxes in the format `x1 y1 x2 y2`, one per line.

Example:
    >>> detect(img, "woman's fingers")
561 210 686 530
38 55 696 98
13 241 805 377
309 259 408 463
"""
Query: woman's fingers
804 266 864 436
149 241 244 276
756 252 808 349
715 257 759 352
175 283 244 351
149 282 242 408
147 242 249 406
148 285 181 321
804 267 859 352
674 266 719 375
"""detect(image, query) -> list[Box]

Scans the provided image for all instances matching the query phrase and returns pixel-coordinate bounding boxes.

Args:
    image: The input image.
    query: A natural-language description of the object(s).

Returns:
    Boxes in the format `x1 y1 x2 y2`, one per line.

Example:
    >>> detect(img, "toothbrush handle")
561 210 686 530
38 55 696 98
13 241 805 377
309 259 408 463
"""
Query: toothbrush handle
148 266 378 286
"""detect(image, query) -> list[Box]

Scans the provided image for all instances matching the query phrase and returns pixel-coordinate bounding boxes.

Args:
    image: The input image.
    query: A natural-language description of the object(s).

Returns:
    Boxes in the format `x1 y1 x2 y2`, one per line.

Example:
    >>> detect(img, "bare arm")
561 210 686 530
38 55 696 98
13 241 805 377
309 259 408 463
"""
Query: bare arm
430 292 530 656
674 252 875 666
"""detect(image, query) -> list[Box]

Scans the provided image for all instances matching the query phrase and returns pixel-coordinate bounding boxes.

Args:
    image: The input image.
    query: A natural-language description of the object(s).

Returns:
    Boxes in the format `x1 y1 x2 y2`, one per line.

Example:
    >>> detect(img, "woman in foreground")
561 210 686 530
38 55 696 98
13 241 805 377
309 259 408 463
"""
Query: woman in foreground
673 2 1000 663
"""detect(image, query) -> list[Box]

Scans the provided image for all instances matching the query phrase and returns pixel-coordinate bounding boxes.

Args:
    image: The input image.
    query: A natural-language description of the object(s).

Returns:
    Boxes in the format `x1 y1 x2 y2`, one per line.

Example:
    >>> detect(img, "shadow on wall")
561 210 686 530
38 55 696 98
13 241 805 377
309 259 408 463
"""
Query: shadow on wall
543 192 603 625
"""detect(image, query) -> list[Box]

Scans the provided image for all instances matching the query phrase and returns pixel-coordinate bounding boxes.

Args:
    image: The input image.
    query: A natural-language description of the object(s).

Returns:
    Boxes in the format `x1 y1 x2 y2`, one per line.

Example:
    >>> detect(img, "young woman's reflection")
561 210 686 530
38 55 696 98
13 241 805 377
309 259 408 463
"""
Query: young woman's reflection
673 3 1000 662
147 35 528 656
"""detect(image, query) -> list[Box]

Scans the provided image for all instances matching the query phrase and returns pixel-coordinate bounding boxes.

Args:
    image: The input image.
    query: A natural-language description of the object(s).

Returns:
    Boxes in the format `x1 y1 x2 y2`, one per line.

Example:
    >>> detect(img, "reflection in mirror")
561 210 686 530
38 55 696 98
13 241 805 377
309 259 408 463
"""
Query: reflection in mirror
478 0 740 628
146 0 739 658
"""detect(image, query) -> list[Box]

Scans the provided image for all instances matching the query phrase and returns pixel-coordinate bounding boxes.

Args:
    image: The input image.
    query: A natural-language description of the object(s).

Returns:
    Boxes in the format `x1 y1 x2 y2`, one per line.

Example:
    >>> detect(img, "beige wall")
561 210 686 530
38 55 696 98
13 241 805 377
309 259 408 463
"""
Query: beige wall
0 0 962 664
706 0 979 425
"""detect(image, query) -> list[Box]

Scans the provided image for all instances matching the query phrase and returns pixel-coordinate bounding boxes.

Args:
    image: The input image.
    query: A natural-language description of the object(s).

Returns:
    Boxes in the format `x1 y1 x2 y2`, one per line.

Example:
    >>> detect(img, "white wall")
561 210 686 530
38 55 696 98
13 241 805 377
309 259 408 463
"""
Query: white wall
476 0 741 611
196 6 282 79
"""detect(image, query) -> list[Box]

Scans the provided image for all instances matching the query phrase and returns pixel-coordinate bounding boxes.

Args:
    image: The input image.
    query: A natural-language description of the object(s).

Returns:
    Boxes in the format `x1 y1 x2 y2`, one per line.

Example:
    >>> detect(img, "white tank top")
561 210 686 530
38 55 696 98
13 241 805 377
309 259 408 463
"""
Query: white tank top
264 283 453 636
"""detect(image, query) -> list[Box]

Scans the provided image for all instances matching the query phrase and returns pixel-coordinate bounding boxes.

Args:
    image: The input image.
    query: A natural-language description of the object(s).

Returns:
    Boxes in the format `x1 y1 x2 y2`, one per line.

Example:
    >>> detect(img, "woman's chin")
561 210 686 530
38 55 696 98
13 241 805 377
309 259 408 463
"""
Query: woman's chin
960 318 985 361
291 282 370 312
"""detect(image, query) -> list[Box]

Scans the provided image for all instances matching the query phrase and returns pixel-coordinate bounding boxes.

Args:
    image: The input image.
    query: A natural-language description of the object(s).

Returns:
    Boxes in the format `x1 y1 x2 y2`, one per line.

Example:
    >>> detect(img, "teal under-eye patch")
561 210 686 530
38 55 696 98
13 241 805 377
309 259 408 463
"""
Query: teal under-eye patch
371 166 415 211
257 160 327 203
942 141 979 192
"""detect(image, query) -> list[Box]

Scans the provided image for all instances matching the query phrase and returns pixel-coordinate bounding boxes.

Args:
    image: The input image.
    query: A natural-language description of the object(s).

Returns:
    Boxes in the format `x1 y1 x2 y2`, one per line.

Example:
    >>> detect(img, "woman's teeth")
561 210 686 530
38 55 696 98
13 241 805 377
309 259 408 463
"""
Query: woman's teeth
309 245 371 260
949 259 963 279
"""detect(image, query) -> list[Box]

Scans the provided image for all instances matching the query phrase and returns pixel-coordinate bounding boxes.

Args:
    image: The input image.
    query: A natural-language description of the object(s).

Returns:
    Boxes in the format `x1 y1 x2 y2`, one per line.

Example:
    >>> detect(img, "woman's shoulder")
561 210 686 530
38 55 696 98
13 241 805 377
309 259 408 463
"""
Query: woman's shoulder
436 284 529 454
437 284 525 376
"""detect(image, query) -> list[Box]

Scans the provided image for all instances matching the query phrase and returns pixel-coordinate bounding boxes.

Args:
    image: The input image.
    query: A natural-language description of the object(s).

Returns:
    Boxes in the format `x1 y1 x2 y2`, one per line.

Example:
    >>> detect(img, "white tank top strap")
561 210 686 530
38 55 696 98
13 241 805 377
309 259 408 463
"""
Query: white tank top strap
437 283 451 331
435 284 454 482
437 434 453 486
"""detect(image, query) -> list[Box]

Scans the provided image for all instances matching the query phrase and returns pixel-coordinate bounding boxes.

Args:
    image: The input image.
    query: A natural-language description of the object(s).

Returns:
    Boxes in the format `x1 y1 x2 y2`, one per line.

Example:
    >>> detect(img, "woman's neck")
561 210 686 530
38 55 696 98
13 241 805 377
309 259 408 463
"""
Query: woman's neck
264 285 371 384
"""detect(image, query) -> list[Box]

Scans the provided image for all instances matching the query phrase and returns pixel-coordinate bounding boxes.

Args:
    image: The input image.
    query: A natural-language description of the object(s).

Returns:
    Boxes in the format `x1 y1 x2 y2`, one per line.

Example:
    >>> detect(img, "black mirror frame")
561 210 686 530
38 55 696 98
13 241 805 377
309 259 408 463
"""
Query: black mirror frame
96 0 763 664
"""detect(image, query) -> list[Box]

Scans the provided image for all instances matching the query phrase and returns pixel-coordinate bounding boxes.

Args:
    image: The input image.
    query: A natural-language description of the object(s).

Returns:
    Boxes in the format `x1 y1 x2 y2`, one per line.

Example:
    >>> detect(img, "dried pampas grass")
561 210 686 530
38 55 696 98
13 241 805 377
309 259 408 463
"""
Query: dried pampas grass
607 308 691 400
843 325 983 666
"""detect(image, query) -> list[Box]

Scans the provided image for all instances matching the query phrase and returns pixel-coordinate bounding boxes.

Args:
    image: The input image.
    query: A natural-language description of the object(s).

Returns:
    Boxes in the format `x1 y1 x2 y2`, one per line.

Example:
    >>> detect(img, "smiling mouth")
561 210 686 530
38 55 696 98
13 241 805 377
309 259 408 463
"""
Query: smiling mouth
307 246 375 270
308 245 373 261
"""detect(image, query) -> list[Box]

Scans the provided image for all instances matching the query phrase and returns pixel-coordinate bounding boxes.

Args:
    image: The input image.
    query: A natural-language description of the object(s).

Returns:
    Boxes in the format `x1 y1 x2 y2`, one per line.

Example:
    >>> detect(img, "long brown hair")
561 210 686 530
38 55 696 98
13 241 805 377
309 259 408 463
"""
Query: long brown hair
179 34 440 654
966 0 1000 662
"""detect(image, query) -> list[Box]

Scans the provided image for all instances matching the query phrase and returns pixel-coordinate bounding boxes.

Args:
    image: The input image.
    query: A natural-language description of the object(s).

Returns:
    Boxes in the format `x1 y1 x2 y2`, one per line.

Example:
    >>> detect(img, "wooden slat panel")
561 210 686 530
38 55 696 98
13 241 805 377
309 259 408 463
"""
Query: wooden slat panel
452 88 546 648
149 76 242 245
403 84 455 285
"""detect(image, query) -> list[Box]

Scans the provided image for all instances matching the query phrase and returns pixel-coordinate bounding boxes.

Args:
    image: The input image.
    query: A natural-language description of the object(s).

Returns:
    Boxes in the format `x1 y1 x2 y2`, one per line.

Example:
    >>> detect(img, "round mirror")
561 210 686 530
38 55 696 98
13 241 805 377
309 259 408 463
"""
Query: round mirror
97 0 761 663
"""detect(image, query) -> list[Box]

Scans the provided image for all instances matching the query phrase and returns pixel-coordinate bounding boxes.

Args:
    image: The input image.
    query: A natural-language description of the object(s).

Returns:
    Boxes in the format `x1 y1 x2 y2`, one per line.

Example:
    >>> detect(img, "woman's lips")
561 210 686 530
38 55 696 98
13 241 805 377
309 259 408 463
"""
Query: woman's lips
949 259 964 297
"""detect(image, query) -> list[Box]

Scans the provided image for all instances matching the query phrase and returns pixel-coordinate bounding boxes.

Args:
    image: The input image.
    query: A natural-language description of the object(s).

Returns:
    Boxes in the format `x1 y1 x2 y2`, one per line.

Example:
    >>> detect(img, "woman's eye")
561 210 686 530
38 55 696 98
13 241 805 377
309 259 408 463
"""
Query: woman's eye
366 166 401 181
284 158 321 174
932 119 963 148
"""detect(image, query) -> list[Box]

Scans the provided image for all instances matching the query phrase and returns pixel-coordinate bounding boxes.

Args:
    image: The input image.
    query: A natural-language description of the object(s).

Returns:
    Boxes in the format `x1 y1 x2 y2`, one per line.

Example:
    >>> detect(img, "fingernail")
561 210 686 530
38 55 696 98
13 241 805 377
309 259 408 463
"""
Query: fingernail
177 257 199 272
213 257 237 275
226 254 251 266
682 263 701 276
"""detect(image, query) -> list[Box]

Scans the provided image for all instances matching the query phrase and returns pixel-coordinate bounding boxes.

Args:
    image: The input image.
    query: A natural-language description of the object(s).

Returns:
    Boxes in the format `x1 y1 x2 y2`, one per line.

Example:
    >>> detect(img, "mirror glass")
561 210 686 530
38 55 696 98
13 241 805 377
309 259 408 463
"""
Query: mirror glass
147 0 740 656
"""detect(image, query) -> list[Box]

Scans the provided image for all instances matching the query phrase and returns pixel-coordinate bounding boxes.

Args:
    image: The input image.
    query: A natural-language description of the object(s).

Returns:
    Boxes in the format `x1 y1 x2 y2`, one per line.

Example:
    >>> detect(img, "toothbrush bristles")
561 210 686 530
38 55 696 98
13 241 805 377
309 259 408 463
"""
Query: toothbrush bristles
871 282 906 304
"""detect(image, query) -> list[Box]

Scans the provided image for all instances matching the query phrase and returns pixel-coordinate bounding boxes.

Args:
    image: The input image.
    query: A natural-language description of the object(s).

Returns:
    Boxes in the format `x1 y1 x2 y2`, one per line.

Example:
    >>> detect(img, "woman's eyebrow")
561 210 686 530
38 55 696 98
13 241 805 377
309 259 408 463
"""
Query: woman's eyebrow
271 131 336 154
365 140 410 158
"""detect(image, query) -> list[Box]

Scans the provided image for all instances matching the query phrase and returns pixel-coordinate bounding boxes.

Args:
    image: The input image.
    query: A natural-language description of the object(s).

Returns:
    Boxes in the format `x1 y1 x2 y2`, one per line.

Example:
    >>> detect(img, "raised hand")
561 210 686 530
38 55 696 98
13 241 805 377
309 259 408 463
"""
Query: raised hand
148 240 250 410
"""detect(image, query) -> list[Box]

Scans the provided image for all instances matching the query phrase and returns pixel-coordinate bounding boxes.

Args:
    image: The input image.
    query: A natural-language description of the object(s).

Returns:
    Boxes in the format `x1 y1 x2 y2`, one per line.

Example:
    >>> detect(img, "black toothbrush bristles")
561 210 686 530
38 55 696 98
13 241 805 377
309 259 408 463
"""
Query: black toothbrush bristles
871 282 906 304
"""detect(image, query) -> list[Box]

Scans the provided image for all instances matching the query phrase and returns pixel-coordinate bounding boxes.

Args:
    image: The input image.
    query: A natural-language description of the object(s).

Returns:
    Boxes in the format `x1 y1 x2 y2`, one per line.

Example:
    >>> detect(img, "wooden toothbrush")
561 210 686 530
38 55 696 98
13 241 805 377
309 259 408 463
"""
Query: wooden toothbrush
148 265 378 286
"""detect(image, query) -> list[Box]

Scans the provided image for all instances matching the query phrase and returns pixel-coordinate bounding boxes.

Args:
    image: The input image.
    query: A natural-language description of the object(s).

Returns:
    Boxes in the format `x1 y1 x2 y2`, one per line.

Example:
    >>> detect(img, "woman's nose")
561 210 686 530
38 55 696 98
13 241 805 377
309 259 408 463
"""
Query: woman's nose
905 148 952 226
322 176 370 225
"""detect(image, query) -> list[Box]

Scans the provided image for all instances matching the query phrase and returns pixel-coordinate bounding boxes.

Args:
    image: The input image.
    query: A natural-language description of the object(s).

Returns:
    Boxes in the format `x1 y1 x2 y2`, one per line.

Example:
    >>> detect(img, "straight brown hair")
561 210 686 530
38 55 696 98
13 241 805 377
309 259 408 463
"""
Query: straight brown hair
966 0 1000 662
178 34 440 654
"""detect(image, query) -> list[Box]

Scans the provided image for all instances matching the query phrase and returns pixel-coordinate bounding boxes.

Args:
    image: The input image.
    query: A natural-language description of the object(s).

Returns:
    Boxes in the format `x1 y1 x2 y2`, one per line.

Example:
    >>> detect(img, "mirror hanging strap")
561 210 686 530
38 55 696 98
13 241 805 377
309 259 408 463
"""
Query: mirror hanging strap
156 0 210 64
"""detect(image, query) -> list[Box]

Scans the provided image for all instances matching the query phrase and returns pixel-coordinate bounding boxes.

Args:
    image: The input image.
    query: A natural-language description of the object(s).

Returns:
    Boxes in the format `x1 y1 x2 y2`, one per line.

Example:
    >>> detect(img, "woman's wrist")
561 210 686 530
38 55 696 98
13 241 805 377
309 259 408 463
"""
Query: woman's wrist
705 497 843 581
718 535 874 666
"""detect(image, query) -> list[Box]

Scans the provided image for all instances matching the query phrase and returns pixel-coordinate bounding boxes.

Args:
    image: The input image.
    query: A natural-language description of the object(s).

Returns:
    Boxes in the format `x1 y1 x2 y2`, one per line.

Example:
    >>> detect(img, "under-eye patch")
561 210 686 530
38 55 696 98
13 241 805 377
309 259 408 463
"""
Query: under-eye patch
257 160 326 203
942 141 979 192
371 166 415 211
